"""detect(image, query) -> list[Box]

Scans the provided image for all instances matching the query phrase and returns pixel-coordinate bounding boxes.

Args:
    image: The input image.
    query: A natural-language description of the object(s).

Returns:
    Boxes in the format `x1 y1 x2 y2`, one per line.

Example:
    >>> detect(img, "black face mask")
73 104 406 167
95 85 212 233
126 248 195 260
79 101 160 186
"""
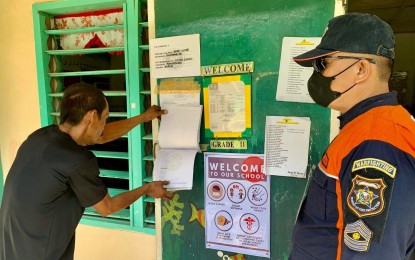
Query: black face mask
307 61 359 107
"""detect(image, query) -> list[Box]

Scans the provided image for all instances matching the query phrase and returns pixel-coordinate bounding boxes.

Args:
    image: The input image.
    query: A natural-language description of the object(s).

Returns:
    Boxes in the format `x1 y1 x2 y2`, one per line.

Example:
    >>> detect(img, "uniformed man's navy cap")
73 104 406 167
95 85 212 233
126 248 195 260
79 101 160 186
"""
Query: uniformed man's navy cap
293 13 395 67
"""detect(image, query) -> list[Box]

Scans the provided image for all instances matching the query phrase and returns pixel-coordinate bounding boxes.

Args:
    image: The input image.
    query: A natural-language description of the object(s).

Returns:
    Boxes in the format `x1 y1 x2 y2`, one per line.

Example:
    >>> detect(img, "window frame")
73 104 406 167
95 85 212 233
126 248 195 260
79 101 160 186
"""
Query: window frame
32 0 155 234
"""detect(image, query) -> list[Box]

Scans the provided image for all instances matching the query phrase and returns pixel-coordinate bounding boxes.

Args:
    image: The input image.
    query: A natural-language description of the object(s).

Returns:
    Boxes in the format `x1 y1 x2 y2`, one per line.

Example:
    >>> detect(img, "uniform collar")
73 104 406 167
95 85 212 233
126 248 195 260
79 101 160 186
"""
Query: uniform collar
338 92 398 129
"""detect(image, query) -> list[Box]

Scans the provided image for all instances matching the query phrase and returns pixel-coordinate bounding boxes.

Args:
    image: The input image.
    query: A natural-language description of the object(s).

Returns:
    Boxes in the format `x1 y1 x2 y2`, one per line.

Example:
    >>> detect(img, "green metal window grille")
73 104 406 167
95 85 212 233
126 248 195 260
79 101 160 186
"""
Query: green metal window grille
32 0 155 234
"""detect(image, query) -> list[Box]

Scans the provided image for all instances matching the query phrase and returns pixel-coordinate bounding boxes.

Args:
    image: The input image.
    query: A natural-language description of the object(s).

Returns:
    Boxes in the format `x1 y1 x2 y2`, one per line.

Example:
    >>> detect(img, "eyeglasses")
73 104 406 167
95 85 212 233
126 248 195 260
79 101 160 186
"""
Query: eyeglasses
312 56 377 73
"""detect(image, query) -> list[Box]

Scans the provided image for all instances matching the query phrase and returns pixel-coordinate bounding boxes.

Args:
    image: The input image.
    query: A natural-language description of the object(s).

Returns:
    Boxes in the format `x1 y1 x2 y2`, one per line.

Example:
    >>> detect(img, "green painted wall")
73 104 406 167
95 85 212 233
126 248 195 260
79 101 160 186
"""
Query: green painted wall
156 1 334 259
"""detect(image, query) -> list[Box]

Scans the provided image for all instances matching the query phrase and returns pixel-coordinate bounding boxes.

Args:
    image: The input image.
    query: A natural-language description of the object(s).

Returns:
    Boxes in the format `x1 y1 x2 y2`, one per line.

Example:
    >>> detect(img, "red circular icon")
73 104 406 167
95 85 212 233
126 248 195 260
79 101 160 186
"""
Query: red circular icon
242 156 265 183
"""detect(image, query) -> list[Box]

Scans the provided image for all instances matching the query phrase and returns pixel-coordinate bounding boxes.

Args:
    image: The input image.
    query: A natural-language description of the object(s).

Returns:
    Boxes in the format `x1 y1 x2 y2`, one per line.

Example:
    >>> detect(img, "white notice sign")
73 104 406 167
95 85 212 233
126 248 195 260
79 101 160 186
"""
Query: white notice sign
150 34 201 79
276 37 321 103
264 116 311 178
205 153 270 258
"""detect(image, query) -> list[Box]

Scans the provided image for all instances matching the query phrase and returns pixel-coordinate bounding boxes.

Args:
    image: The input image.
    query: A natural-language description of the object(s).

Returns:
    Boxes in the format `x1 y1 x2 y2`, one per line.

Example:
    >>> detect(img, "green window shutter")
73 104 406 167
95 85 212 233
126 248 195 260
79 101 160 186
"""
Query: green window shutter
32 0 155 234
126 0 156 230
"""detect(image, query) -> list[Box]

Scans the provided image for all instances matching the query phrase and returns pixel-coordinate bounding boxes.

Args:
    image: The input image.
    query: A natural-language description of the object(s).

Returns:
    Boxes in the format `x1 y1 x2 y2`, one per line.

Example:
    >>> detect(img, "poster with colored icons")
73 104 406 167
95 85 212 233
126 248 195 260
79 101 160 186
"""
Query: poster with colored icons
204 153 271 258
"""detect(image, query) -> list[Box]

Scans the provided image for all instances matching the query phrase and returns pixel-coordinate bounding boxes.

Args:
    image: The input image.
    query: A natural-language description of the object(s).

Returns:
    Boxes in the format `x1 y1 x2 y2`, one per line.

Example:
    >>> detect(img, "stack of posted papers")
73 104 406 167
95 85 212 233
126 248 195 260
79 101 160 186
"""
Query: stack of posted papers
153 105 203 190
264 116 311 178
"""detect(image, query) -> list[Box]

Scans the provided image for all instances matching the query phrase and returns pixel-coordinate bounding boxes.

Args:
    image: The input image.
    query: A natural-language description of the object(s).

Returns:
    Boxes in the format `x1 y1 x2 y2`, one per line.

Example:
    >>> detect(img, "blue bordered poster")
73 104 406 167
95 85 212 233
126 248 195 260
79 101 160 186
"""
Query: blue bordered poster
204 153 271 258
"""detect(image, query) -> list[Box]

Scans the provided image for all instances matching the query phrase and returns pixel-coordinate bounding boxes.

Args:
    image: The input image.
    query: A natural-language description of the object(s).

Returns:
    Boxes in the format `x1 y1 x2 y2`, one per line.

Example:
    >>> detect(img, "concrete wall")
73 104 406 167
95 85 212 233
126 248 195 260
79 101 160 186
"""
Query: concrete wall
0 1 156 259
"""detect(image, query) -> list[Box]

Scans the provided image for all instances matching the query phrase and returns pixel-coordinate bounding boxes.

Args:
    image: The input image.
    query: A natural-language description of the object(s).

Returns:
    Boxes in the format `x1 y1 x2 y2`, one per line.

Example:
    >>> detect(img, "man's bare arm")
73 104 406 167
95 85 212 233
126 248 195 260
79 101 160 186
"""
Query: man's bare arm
97 105 166 144
93 181 173 217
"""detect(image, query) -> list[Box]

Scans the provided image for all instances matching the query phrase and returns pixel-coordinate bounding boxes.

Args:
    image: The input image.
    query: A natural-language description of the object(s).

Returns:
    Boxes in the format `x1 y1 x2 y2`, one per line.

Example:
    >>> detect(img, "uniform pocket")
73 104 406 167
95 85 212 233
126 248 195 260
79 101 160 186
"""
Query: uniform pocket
302 169 328 221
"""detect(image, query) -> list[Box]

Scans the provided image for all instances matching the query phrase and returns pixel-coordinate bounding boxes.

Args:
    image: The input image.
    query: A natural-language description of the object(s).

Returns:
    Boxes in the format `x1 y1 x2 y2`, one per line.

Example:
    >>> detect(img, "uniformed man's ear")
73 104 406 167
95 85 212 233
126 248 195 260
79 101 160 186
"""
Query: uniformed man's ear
356 60 371 83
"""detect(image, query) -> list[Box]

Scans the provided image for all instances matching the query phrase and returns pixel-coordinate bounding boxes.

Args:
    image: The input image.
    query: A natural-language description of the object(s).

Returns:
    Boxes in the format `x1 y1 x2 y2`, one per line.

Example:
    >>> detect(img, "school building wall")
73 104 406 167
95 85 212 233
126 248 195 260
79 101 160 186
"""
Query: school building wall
0 0 156 259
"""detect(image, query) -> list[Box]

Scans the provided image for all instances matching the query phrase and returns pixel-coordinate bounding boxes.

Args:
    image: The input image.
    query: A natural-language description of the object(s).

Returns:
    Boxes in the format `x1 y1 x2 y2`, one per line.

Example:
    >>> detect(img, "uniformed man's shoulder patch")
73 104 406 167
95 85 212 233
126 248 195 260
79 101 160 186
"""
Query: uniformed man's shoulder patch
346 157 395 243
347 175 387 218
352 158 396 178
344 219 373 252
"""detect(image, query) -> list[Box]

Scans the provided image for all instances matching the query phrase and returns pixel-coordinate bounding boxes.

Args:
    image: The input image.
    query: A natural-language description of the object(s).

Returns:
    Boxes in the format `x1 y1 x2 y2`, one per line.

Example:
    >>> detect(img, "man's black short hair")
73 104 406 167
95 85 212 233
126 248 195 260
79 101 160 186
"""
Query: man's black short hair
60 83 107 126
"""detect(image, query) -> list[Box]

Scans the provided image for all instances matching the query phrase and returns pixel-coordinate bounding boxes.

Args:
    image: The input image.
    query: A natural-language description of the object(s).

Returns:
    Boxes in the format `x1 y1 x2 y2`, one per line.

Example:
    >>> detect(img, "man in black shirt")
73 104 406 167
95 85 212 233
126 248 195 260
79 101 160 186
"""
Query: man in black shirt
0 83 173 259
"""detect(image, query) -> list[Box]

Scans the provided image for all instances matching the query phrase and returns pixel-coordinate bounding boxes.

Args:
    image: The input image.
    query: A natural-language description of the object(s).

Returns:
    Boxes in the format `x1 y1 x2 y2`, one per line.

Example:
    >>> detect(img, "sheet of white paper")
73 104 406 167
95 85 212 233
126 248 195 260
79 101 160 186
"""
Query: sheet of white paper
154 105 203 191
264 116 311 178
208 81 246 133
158 105 202 149
149 34 201 79
159 92 200 107
153 149 198 190
276 37 321 103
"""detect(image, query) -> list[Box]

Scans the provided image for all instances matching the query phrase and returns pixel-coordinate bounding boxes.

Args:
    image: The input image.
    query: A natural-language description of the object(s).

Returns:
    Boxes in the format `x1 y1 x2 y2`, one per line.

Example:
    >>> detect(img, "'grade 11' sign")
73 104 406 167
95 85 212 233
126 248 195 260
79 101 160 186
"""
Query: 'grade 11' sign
210 139 247 150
